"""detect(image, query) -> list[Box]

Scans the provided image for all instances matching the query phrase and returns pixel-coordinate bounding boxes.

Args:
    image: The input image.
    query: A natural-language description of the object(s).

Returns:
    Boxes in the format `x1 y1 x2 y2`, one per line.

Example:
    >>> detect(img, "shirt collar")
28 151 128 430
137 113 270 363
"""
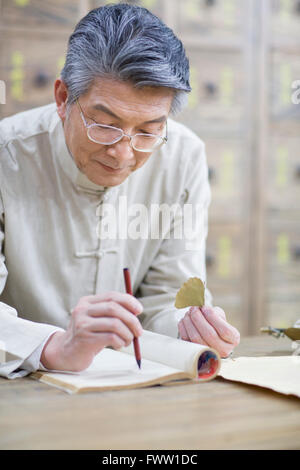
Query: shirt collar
49 108 109 193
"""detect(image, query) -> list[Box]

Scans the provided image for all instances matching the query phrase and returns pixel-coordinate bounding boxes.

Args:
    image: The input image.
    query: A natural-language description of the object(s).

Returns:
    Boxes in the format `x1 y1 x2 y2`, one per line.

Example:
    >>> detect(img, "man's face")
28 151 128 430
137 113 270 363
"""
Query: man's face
57 78 174 187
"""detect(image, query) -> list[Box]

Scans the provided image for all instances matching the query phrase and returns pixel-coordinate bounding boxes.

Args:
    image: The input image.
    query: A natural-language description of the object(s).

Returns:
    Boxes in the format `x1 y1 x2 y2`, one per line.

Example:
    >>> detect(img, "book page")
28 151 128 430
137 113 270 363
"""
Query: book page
32 348 190 394
218 356 300 398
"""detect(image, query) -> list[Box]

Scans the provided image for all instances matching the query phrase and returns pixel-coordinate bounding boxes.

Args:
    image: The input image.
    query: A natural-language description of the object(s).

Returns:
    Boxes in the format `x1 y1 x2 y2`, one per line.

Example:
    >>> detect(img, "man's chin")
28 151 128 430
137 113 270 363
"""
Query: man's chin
85 166 129 187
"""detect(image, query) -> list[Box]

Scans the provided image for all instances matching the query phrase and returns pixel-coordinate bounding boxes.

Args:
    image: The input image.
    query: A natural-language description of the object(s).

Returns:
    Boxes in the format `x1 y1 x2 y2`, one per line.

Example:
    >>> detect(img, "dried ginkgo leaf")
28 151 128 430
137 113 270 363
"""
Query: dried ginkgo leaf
175 277 205 309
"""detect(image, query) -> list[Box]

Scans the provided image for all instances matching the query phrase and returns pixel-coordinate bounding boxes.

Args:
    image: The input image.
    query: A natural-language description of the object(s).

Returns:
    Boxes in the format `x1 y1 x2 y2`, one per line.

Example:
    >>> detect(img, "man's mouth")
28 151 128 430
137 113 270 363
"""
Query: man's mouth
97 161 126 173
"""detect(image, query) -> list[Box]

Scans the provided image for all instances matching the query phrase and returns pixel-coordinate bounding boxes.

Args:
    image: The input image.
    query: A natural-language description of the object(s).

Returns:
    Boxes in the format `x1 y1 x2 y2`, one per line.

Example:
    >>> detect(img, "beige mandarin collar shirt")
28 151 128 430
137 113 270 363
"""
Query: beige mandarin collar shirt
0 103 212 378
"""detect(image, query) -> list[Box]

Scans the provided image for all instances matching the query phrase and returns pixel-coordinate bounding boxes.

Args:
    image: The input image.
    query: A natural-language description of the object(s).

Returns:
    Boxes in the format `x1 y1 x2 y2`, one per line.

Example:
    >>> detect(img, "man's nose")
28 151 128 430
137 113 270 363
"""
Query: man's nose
107 135 135 162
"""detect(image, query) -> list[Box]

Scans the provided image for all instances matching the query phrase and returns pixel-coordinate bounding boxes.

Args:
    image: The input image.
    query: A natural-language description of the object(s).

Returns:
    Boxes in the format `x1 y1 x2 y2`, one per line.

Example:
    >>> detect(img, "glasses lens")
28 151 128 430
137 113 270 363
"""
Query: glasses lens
88 125 122 144
132 134 163 151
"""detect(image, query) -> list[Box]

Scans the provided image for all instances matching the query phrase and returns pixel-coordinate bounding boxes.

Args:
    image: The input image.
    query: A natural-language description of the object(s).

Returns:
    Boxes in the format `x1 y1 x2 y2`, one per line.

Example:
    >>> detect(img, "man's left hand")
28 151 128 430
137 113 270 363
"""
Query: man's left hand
178 306 240 358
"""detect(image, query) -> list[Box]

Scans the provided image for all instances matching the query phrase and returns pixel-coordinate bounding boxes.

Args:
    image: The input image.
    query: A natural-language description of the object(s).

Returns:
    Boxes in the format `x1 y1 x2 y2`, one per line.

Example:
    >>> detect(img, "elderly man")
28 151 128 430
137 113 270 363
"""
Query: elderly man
0 4 239 378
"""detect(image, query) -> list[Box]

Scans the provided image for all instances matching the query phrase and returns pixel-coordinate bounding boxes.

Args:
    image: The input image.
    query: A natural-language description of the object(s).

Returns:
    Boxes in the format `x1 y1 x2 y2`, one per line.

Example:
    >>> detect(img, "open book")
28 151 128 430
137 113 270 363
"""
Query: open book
31 330 220 394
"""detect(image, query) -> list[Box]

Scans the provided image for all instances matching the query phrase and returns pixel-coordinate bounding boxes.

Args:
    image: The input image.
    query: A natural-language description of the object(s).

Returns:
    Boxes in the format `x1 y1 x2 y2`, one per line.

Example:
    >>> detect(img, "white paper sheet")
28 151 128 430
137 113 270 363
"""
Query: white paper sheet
218 356 300 398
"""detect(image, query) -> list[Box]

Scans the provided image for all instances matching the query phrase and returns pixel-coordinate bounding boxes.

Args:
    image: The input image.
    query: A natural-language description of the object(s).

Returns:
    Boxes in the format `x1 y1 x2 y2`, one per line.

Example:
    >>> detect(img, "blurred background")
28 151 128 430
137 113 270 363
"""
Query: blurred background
0 0 299 336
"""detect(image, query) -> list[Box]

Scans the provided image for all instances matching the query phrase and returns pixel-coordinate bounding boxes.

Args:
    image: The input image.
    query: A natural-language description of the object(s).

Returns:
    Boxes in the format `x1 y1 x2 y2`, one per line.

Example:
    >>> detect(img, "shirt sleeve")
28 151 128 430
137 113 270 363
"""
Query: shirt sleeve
135 138 213 338
0 185 64 379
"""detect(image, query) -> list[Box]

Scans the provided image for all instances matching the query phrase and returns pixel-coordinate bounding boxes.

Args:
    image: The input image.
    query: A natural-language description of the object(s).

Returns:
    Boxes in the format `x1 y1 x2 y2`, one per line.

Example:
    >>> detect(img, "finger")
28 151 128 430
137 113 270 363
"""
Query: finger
81 292 143 316
212 306 227 320
201 307 240 345
181 314 209 346
95 332 127 351
178 319 189 341
189 308 234 357
86 301 143 338
90 316 135 347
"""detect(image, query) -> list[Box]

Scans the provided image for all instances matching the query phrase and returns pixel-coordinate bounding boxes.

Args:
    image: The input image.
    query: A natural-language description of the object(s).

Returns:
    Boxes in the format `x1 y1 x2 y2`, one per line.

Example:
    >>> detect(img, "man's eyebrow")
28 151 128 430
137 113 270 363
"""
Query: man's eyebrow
92 104 167 124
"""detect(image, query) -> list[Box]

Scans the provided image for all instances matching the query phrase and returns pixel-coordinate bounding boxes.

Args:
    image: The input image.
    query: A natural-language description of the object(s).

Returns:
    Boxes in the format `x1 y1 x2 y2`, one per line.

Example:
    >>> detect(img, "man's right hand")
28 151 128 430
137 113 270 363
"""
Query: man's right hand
40 292 143 372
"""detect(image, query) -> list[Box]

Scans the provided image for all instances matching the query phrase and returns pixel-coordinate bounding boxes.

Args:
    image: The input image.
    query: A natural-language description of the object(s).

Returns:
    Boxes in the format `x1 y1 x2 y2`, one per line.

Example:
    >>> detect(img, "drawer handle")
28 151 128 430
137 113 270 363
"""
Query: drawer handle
204 81 218 96
34 71 50 88
208 166 215 181
206 253 215 267
293 246 300 259
295 165 300 178
205 0 216 7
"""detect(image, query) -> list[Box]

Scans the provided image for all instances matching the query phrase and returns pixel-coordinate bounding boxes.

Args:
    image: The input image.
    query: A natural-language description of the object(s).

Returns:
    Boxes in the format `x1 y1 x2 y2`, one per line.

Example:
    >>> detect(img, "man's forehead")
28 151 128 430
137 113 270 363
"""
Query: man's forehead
85 78 173 123
91 103 168 124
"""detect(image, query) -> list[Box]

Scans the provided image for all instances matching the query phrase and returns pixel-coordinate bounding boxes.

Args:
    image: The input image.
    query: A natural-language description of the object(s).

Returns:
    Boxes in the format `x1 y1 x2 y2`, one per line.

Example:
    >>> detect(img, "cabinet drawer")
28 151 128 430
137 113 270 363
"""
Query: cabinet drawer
270 51 300 118
206 223 247 284
267 136 300 213
265 220 300 289
0 0 80 31
178 49 245 129
271 0 300 45
0 33 68 116
175 0 244 43
205 138 248 222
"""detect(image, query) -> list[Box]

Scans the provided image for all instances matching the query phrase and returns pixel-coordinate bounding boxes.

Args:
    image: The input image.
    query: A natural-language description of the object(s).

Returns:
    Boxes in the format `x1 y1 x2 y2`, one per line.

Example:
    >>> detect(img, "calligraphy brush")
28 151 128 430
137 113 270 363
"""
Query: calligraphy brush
123 267 142 369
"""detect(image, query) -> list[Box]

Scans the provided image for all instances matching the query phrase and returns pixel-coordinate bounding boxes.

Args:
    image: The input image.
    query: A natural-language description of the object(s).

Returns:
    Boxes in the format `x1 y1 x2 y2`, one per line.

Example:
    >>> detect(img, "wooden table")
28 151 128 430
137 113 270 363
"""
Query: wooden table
0 335 299 450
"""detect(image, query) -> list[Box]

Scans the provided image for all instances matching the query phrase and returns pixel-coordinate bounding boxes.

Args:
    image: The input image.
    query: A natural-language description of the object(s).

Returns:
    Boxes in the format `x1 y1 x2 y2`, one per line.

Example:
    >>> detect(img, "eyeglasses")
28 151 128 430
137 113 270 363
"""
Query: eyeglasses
76 99 168 153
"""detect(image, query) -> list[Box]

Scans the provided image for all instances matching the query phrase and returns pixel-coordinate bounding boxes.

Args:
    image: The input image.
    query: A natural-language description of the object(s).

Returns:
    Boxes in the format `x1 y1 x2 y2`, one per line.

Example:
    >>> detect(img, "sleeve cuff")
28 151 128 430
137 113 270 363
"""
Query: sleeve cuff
20 328 63 373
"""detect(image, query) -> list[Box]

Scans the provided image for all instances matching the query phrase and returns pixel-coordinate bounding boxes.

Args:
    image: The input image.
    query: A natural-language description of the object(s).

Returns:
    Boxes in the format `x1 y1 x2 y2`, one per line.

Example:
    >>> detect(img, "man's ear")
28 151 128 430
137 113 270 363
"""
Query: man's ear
54 78 68 122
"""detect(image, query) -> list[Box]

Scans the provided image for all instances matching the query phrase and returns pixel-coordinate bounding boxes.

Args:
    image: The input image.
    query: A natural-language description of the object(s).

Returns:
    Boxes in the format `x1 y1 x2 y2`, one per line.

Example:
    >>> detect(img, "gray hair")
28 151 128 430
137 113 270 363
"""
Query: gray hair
60 2 191 115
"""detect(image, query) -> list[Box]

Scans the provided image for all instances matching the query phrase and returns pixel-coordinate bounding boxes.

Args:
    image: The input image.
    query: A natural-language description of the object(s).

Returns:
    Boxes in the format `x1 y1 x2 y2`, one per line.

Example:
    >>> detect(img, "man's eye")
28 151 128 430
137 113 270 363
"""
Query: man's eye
140 129 160 135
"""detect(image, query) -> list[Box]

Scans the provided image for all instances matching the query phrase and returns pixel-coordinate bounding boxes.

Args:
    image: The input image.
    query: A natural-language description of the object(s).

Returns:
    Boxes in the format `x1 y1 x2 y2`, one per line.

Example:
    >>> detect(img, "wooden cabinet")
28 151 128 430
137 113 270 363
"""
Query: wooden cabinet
267 136 300 213
175 0 244 43
264 219 300 327
0 0 81 30
0 0 77 118
0 32 68 116
178 50 245 129
0 0 299 335
204 138 247 222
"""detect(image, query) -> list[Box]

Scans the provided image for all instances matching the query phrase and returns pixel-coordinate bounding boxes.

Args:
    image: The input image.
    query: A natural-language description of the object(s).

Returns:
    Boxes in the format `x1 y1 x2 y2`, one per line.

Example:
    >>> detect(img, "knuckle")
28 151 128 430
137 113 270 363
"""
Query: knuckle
71 305 86 318
109 317 121 332
190 309 199 322
106 332 119 345
214 306 226 316
222 326 233 340
209 306 227 322
106 301 117 315
74 317 88 333
105 291 116 301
